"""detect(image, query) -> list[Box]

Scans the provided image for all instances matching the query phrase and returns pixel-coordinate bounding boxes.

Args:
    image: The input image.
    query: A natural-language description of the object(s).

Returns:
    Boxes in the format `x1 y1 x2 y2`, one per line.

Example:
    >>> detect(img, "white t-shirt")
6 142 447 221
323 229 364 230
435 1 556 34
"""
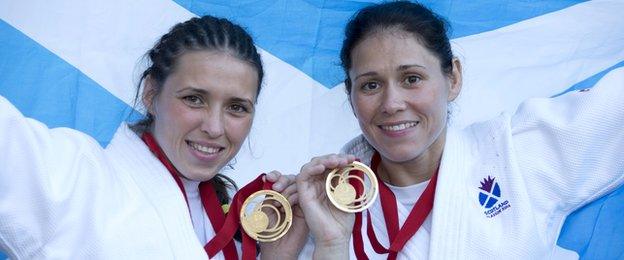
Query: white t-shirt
386 180 433 232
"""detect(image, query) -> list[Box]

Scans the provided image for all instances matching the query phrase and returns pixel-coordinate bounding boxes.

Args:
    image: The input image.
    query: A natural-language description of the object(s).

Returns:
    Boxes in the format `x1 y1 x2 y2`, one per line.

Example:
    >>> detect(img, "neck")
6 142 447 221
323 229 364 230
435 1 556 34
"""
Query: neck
377 129 446 187
180 176 201 192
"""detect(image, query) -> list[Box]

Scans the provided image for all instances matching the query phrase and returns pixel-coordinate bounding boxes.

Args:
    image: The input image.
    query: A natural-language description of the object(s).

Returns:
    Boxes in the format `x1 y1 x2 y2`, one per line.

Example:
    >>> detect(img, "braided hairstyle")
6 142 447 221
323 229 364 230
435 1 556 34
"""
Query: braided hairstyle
133 15 264 204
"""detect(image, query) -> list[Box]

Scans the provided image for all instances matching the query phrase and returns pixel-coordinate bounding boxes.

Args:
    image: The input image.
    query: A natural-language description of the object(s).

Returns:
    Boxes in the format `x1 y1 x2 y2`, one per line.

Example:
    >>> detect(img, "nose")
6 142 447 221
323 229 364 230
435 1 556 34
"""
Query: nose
200 108 225 138
381 84 406 115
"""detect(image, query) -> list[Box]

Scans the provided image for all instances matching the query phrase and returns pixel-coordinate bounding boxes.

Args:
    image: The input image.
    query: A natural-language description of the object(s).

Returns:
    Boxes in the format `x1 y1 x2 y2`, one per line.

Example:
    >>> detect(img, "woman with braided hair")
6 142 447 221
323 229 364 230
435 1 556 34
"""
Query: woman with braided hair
0 15 295 259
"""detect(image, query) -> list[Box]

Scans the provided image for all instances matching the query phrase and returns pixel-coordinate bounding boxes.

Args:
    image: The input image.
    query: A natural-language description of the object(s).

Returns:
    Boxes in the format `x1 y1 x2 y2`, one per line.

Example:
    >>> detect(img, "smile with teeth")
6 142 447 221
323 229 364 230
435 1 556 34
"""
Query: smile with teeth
187 141 222 154
380 122 418 131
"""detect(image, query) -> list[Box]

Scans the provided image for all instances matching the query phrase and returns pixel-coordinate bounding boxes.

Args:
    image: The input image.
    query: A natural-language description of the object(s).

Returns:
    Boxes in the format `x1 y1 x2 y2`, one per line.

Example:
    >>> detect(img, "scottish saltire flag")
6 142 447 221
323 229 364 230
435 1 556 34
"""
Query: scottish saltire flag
1 0 623 259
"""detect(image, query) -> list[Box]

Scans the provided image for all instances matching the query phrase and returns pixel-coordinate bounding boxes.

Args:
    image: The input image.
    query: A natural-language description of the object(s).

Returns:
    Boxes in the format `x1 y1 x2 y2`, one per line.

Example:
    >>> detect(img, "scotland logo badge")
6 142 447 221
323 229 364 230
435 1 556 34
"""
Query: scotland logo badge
478 176 511 218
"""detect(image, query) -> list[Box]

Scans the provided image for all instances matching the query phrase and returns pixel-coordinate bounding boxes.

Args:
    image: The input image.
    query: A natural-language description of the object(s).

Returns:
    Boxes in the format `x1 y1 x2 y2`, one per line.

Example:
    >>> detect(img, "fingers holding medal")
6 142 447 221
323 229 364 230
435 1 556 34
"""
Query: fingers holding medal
240 180 293 242
238 159 378 243
326 161 379 213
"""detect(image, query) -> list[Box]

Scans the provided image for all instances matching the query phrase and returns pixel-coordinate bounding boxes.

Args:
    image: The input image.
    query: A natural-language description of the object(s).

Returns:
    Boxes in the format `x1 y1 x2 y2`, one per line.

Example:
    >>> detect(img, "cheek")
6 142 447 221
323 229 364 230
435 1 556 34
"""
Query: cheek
351 94 376 121
155 101 200 135
421 93 450 129
153 96 179 120
226 117 253 145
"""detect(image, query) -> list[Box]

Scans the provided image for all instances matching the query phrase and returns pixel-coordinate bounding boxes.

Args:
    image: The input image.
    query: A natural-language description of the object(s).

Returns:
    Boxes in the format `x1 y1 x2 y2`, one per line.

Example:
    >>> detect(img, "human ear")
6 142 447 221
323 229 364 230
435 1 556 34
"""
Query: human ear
345 79 357 119
447 58 463 102
345 79 357 118
142 76 158 115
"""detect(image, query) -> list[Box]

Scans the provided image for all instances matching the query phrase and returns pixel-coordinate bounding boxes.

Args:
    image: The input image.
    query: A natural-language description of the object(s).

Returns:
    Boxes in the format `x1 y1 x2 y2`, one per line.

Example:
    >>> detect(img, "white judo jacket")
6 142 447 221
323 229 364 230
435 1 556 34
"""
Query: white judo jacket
338 68 624 260
0 99 216 259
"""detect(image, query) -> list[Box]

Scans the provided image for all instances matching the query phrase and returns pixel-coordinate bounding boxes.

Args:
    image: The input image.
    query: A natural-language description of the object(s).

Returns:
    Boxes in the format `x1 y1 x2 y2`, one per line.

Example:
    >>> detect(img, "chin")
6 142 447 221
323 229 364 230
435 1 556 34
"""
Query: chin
180 168 218 182
380 147 424 163
384 154 415 163
199 170 220 181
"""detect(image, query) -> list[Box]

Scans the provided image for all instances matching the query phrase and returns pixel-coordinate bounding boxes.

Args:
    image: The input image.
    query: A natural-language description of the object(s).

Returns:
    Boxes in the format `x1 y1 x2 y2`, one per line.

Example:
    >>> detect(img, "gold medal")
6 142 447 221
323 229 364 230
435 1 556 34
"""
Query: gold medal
325 161 379 213
240 190 292 242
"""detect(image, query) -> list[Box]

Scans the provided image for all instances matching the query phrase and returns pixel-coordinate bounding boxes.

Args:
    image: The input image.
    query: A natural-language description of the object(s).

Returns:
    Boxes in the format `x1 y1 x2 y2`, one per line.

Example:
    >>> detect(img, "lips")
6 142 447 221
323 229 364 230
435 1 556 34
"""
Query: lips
186 140 224 157
379 121 419 131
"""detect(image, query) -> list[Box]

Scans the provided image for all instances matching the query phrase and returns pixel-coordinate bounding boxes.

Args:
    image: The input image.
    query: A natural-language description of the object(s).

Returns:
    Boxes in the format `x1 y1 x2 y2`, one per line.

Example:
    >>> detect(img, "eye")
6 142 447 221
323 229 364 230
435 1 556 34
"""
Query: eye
361 82 381 92
404 75 421 86
228 103 250 114
182 95 204 107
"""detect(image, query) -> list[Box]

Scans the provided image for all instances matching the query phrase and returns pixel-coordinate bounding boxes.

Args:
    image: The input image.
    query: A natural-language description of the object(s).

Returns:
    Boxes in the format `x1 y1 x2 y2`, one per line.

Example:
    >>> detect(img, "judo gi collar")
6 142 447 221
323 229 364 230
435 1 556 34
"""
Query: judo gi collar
141 132 239 259
353 151 438 260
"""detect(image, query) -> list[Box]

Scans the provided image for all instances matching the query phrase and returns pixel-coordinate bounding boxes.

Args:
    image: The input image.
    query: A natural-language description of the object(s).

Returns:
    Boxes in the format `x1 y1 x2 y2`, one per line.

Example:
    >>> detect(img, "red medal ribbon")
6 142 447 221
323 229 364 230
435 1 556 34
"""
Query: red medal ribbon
353 151 438 260
143 132 273 259
207 174 274 260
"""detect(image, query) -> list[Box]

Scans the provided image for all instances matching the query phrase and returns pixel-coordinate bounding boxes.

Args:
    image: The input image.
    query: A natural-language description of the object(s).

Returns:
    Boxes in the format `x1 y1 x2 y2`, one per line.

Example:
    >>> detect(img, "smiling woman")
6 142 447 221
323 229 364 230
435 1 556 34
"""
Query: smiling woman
290 1 624 259
0 15 296 259
143 51 258 182
347 29 461 185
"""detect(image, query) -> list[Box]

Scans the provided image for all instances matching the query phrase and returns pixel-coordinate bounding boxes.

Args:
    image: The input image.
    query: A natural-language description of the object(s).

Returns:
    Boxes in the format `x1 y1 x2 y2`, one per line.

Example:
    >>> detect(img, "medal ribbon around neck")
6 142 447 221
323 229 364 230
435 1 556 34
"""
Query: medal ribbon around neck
142 132 292 259
142 132 238 259
326 161 379 213
208 174 292 260
352 151 438 260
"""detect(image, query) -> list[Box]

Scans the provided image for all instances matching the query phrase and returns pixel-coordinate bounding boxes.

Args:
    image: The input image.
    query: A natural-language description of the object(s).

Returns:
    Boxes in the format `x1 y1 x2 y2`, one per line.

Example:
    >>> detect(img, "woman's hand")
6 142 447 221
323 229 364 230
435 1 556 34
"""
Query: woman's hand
296 154 356 259
259 171 309 260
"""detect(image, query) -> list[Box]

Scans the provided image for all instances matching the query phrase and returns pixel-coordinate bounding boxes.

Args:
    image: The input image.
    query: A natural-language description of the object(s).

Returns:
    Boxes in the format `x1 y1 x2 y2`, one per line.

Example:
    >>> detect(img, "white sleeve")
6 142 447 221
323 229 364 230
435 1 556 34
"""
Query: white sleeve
511 68 624 214
0 95 103 258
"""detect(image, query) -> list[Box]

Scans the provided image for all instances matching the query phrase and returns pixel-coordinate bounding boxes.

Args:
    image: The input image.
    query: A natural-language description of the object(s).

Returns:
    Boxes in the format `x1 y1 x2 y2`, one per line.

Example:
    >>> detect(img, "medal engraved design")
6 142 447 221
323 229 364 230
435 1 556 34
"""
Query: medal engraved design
326 161 379 213
240 190 293 242
333 182 357 205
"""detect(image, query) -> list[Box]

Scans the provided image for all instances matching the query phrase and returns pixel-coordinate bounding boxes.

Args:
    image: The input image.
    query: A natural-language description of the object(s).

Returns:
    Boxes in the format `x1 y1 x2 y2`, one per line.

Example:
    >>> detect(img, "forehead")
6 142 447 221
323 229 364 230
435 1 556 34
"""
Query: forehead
165 50 259 99
349 30 441 75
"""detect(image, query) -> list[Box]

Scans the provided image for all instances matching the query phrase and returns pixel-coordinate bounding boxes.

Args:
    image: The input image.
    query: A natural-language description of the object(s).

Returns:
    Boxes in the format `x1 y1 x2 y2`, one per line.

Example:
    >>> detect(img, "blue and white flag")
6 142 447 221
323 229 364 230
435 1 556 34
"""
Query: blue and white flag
1 0 623 259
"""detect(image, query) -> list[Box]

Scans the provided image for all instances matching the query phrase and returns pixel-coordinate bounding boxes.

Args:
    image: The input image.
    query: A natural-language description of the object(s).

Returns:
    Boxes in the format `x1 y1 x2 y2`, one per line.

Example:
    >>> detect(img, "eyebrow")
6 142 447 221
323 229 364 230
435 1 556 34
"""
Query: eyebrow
398 64 426 70
177 87 255 106
354 64 427 81
354 71 378 81
176 87 208 95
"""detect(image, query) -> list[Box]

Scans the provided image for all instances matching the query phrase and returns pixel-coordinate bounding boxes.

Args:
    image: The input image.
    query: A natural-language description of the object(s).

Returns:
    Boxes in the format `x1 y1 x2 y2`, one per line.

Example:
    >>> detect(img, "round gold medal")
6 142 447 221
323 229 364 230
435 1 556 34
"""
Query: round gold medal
240 190 292 242
325 161 379 213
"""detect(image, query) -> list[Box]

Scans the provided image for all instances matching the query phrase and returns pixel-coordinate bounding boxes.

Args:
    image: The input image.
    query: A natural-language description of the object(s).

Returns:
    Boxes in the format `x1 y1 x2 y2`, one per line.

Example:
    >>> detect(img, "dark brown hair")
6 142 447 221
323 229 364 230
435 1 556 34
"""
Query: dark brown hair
340 1 453 94
133 15 264 204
